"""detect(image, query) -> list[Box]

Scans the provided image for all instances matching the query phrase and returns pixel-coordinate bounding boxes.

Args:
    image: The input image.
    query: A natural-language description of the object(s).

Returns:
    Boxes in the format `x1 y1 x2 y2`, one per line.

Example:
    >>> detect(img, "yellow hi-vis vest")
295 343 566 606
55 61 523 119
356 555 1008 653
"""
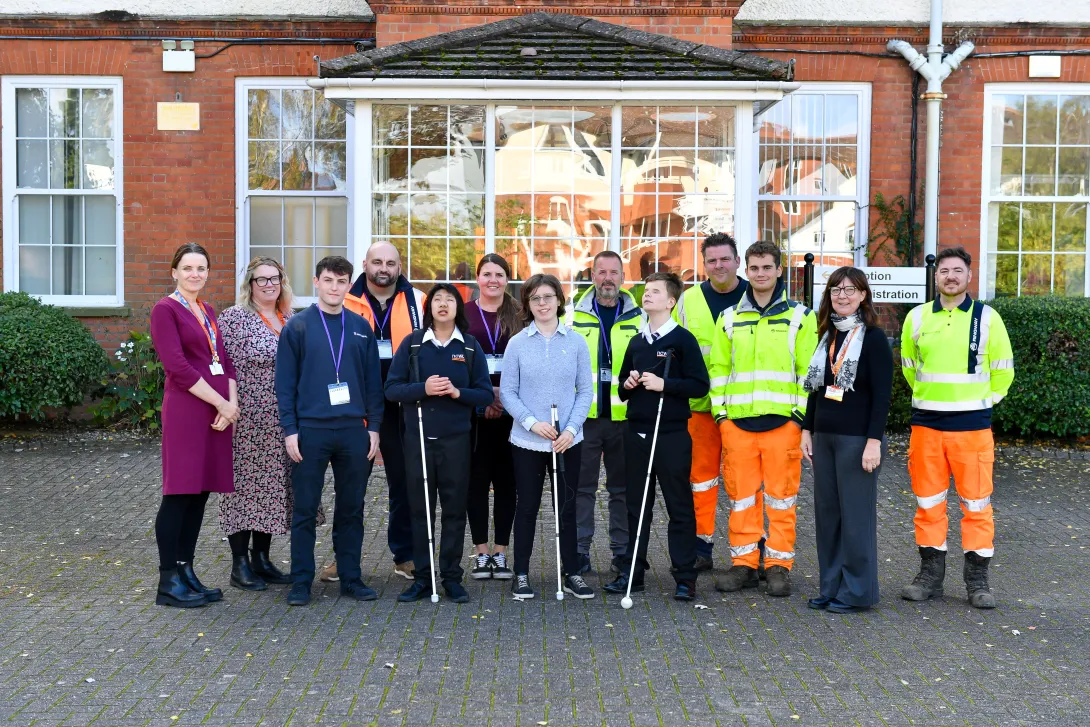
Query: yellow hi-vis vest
709 288 817 421
570 286 643 420
674 284 718 413
900 296 1015 412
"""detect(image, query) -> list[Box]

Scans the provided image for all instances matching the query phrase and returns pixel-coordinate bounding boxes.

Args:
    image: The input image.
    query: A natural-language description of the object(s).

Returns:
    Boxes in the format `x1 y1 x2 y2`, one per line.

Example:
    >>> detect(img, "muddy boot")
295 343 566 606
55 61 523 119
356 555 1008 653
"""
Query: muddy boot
901 546 946 601
963 552 996 609
714 565 759 592
765 565 792 597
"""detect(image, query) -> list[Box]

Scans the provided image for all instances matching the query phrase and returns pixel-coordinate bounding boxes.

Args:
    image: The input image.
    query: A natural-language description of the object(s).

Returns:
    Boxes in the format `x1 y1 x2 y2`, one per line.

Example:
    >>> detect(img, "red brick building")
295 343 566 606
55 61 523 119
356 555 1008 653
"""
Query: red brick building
1 1 1087 346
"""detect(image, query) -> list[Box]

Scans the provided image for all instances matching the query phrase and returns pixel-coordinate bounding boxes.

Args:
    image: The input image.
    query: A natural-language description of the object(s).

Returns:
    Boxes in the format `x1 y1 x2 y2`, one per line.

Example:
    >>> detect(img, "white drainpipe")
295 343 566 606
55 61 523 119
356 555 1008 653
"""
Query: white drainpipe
887 0 974 261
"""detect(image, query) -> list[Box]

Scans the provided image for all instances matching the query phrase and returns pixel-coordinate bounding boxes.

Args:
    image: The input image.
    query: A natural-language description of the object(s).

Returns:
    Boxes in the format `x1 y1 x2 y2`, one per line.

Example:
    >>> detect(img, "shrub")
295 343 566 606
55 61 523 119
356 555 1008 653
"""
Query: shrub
0 291 109 420
986 296 1090 438
887 346 913 433
90 331 165 431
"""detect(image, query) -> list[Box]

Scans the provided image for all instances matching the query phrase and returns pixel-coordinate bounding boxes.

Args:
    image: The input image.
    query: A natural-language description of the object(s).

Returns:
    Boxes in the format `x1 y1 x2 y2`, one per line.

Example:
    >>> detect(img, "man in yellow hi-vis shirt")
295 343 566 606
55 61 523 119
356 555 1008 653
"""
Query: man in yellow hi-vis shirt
900 246 1014 609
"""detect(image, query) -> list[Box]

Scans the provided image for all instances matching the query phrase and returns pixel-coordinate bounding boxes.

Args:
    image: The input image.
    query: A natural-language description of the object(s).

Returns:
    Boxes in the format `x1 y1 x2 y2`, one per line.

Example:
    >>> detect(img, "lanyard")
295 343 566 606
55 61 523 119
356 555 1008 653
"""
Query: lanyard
367 295 394 340
476 303 501 354
828 327 859 377
258 308 286 337
592 298 615 363
173 292 220 363
318 307 346 383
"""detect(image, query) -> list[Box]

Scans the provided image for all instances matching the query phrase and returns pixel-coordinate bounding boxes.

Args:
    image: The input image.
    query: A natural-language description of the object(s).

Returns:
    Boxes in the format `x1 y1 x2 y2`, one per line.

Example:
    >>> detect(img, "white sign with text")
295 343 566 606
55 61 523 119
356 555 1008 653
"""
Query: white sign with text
813 265 927 304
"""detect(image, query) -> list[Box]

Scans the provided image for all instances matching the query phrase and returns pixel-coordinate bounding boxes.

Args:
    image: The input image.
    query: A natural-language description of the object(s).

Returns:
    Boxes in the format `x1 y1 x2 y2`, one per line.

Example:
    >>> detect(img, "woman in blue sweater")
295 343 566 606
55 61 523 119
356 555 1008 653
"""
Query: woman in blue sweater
385 283 494 603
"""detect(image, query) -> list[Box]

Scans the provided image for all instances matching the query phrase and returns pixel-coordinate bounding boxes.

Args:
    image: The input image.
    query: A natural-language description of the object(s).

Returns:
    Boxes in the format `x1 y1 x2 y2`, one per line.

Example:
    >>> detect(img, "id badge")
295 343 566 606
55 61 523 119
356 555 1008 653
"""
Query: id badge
487 354 503 375
209 361 224 376
376 340 393 360
328 382 351 406
824 385 844 402
600 367 612 383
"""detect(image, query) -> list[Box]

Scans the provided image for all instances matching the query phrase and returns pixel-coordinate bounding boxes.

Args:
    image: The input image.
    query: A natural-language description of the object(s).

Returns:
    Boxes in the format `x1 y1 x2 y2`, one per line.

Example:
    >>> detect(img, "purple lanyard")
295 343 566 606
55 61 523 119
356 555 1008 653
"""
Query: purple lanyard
318 307 346 383
367 296 394 340
476 304 501 354
592 298 613 363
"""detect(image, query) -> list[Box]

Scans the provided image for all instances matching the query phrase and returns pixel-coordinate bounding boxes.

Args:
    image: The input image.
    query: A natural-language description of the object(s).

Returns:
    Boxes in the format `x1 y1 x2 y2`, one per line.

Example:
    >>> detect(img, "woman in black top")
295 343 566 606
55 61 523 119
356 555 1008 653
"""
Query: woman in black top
800 267 892 614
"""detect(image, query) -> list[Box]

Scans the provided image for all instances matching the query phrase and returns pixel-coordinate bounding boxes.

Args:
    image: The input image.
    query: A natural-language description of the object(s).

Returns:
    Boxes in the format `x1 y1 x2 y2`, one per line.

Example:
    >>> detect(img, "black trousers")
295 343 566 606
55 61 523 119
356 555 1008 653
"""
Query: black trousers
620 428 697 583
381 399 414 564
404 429 471 584
512 444 582 576
290 425 373 586
812 433 883 607
155 491 210 570
467 414 517 547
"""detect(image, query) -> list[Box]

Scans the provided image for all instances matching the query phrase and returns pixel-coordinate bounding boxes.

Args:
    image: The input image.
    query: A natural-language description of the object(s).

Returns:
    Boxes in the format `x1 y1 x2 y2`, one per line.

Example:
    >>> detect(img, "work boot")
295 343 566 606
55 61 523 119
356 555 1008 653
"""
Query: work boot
901 547 946 601
964 552 996 609
714 565 759 592
765 565 792 597
156 567 208 608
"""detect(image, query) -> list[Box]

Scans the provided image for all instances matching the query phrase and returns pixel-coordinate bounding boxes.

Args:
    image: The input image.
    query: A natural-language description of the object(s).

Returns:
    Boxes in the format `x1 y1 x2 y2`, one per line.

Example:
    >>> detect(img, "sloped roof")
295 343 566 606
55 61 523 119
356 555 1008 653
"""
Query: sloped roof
321 12 792 81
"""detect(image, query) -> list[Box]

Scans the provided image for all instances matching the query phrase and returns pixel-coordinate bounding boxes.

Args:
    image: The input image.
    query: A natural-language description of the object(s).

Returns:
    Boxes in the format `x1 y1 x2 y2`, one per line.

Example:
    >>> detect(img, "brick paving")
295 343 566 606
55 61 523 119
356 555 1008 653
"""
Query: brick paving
1 432 1089 726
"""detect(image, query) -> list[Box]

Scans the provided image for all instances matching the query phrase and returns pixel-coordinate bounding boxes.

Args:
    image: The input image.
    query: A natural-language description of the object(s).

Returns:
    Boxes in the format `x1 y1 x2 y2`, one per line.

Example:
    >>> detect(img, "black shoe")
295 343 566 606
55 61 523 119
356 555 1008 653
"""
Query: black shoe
808 595 833 610
177 561 223 602
398 581 433 603
491 552 513 580
287 582 311 606
444 581 470 603
674 581 697 601
902 546 946 601
230 555 268 591
340 579 378 601
563 574 595 599
512 574 535 600
714 565 759 592
765 565 792 597
250 550 291 585
827 599 869 614
603 572 644 594
693 555 714 572
156 567 208 608
470 553 492 580
575 553 591 575
610 556 624 575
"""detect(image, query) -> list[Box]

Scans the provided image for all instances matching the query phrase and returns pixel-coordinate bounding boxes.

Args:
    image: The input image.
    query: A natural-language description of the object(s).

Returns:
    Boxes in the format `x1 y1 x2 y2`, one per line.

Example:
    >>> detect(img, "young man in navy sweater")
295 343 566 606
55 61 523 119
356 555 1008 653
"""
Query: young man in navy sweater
275 256 385 606
384 283 494 603
604 272 710 602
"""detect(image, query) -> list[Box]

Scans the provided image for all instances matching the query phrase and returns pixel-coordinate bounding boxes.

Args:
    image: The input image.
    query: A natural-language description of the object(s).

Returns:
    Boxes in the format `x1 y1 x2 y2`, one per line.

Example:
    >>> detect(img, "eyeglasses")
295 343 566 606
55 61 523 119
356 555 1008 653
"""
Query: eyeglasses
529 294 557 304
254 275 282 287
829 286 858 298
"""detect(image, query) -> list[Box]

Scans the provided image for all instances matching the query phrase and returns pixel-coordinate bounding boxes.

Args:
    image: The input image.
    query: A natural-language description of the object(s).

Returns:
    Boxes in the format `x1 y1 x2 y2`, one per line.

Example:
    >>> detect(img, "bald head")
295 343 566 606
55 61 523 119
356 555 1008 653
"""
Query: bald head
365 241 402 293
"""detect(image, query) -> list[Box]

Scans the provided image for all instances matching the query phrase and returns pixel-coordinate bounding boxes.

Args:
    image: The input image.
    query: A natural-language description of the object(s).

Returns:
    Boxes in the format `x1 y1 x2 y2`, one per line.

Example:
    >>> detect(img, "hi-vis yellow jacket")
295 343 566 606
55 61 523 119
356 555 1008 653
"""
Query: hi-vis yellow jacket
673 284 717 413
569 286 643 420
900 295 1015 412
709 285 817 422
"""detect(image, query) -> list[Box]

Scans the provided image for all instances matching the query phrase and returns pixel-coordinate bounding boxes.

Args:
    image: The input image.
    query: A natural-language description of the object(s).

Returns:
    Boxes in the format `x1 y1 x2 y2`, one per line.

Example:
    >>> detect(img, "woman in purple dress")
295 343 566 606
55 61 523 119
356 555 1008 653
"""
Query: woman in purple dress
150 242 238 608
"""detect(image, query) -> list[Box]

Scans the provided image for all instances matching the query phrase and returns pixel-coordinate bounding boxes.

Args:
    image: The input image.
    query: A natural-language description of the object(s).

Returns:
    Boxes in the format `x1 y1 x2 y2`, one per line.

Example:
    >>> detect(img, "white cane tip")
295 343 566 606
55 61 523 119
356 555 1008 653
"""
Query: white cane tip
430 594 440 603
621 596 633 609
556 591 564 601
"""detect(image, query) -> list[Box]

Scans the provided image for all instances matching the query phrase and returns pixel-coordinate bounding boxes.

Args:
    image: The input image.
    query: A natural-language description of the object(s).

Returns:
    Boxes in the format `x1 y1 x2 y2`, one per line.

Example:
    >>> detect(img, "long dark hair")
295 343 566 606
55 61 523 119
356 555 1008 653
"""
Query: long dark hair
519 274 565 325
422 282 470 333
476 253 523 337
816 266 878 340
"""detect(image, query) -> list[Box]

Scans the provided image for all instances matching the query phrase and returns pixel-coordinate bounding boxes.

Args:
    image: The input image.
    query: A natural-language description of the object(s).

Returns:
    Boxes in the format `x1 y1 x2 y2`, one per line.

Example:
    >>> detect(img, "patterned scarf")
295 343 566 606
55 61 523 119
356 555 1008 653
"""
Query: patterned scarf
803 313 866 393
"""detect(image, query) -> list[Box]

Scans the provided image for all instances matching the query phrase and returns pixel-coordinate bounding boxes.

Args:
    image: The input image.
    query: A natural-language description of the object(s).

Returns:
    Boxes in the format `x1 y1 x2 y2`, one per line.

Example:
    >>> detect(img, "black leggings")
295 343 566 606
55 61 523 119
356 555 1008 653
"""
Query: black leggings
467 415 517 547
227 530 273 557
155 492 210 570
511 444 581 576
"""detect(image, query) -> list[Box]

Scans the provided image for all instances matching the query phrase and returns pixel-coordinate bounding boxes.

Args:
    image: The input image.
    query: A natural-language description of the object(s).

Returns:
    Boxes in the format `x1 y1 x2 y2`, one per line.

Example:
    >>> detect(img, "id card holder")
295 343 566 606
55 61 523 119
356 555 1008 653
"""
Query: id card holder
824 385 844 402
328 382 351 406
487 354 503 375
209 361 224 376
376 340 394 360
599 367 612 383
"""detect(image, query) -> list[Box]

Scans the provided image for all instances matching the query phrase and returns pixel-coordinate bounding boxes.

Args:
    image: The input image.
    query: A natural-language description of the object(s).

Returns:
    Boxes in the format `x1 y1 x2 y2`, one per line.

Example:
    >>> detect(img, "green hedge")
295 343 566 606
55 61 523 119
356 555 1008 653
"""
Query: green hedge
0 292 109 420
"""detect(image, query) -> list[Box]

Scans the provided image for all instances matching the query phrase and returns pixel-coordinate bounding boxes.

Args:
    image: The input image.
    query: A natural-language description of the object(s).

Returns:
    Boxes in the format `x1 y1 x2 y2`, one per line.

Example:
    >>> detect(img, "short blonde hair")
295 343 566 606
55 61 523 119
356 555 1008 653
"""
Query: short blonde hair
238 256 294 314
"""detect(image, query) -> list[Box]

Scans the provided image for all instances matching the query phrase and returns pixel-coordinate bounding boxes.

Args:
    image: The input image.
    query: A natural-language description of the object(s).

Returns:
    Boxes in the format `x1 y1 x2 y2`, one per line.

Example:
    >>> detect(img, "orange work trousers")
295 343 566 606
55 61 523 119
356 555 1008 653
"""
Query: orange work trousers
719 420 803 570
908 426 995 557
689 412 723 547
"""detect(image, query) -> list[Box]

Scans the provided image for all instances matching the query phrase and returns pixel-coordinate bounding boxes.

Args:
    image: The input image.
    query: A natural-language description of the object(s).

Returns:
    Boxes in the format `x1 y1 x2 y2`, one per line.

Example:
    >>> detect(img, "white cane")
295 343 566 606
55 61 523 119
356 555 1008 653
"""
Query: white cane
550 404 565 601
621 353 672 610
411 345 441 603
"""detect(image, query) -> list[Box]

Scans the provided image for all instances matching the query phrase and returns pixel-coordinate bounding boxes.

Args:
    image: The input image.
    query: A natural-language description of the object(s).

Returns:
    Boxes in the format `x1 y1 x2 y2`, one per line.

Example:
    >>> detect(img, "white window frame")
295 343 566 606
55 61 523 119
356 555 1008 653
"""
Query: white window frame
752 82 872 269
2 75 125 307
980 82 1090 298
234 78 355 306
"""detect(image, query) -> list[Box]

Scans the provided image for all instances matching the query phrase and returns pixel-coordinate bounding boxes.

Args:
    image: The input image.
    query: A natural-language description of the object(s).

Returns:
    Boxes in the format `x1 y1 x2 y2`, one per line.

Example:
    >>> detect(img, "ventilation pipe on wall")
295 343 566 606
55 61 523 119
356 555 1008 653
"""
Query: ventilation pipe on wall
887 0 974 261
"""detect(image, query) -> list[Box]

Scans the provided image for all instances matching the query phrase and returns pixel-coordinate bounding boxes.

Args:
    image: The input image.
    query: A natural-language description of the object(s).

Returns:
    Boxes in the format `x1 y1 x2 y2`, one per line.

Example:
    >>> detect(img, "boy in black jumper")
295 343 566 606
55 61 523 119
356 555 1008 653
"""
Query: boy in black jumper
604 272 710 601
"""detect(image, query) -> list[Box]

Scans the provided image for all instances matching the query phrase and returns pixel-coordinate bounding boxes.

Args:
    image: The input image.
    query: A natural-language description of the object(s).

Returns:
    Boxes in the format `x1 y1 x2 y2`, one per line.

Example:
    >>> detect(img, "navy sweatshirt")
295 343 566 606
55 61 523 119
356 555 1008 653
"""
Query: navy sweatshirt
617 324 710 434
275 305 384 436
384 329 494 438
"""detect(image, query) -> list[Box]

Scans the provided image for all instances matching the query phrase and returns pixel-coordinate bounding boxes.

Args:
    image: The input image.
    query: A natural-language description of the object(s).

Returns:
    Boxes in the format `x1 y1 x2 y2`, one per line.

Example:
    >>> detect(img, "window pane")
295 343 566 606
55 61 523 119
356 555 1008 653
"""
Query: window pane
993 202 1020 251
821 201 858 254
824 95 858 144
52 246 83 295
84 195 116 246
410 147 449 191
449 194 484 237
49 88 80 138
85 247 116 295
448 237 478 284
50 139 80 189
1024 147 1057 196
16 88 47 137
19 196 50 245
825 146 857 195
16 140 47 188
374 104 409 146
1021 253 1052 295
1060 95 1090 145
1055 254 1086 296
698 106 735 148
450 105 485 145
791 94 824 141
373 194 408 236
990 253 1018 297
82 140 114 189
991 95 1024 145
249 247 281 271
81 89 113 139
410 194 447 236
248 141 280 190
250 197 282 247
315 197 348 247
1057 147 1089 196
408 238 447 282
248 89 280 139
315 95 347 140
52 196 83 246
620 106 657 147
284 198 314 247
411 105 449 147
990 146 1022 195
1025 95 1058 145
282 89 313 140
19 245 50 294
574 106 612 148
284 248 314 294
1056 203 1086 251
374 147 409 192
1021 203 1052 251
656 107 698 148
282 141 313 191
696 149 735 193
314 142 346 192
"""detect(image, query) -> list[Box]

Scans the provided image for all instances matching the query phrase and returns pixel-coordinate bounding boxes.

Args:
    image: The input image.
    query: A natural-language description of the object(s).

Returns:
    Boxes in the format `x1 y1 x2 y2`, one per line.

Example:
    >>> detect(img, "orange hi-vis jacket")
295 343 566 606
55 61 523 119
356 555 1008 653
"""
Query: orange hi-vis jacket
343 274 425 355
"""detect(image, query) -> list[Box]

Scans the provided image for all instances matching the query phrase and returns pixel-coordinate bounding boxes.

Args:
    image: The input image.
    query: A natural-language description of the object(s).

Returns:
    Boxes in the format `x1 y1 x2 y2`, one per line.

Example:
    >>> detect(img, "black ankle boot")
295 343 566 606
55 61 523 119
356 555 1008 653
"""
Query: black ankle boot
250 549 292 585
230 555 268 591
177 562 223 602
156 567 208 608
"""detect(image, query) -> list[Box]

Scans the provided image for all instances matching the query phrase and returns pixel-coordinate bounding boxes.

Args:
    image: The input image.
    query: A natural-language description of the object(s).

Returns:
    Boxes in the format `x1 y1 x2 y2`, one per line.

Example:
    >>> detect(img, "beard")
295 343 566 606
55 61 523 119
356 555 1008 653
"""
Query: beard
368 270 395 287
596 283 619 301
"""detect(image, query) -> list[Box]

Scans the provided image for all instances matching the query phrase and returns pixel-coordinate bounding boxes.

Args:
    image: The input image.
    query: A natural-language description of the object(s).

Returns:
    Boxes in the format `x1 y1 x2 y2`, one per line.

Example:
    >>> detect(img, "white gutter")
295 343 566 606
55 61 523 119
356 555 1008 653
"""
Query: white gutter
887 0 974 261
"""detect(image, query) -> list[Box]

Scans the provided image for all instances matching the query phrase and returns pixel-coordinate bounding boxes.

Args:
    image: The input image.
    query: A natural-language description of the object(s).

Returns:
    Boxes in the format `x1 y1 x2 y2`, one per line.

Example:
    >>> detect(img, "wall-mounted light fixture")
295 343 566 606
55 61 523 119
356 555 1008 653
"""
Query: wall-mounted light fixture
163 40 195 73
